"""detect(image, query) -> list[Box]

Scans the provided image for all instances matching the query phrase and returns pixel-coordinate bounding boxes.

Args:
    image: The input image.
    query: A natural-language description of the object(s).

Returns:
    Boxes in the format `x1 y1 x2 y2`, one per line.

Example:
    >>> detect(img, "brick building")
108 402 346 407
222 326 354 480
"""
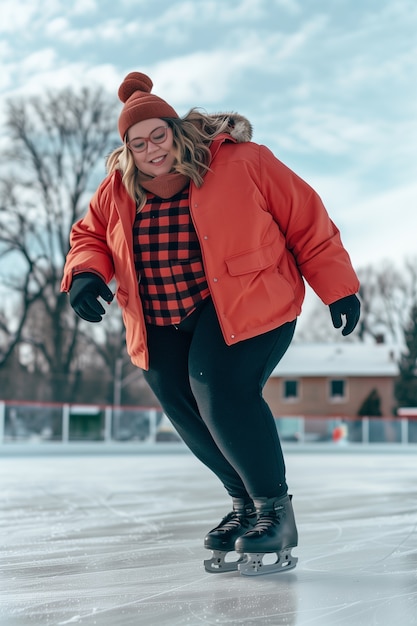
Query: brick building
264 342 399 419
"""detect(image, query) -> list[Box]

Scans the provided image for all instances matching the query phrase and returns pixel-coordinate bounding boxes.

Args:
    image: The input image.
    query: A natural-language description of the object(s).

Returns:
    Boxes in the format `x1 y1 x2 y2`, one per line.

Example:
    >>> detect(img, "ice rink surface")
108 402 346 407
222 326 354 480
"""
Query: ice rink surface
1 448 416 626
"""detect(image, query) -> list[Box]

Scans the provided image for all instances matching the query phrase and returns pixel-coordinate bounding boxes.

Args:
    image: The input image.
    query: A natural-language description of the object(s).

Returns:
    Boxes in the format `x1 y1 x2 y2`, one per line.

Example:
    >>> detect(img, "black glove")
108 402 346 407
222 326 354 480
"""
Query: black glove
69 272 114 322
329 294 360 336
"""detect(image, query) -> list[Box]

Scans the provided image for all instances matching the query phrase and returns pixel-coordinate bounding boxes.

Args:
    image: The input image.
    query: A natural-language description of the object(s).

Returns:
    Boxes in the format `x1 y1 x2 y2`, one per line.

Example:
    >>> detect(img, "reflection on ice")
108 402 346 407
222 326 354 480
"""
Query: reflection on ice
1 451 416 625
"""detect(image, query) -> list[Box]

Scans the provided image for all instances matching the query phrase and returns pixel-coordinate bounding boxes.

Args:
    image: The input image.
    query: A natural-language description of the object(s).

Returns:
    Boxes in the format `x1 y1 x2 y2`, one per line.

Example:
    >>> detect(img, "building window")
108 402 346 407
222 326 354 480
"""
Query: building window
283 379 299 401
329 379 346 402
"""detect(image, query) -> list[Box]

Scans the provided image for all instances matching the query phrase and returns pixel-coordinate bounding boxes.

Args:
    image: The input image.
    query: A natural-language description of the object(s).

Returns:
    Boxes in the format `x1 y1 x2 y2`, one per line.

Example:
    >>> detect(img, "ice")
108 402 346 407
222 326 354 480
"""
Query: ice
1 449 417 625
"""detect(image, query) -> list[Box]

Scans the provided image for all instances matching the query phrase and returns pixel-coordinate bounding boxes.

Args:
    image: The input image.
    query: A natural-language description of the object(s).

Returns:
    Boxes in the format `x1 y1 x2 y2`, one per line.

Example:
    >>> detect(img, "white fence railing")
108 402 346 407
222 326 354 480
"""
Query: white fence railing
0 401 180 445
0 401 417 448
275 415 416 444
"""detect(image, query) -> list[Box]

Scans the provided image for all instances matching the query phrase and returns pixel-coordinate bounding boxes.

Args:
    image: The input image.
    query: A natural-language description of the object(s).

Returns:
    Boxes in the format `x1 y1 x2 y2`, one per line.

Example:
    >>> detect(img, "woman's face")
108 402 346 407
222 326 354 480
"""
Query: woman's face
127 118 175 177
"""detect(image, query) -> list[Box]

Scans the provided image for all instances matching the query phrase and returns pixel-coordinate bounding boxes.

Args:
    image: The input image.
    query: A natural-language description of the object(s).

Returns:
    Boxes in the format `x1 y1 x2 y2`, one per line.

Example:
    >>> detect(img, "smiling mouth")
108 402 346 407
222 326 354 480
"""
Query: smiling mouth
150 155 166 164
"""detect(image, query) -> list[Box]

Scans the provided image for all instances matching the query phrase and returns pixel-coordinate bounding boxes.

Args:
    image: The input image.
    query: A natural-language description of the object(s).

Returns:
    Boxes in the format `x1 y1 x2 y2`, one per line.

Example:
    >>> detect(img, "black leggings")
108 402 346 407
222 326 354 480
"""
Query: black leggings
143 299 296 500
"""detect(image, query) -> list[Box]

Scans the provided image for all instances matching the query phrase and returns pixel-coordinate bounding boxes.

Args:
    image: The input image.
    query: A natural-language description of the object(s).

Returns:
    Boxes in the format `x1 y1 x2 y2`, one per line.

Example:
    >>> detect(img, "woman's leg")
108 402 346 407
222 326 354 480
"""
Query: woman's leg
142 320 250 497
188 300 296 499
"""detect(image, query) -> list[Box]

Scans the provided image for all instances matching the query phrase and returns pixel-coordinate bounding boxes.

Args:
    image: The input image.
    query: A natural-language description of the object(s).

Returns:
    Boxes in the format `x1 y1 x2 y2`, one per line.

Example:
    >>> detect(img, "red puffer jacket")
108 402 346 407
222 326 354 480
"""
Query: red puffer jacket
61 133 359 370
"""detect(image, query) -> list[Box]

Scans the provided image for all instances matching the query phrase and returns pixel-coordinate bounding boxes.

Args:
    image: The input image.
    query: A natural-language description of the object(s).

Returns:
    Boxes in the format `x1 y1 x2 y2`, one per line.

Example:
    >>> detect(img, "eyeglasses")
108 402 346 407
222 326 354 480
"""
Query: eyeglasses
126 125 169 153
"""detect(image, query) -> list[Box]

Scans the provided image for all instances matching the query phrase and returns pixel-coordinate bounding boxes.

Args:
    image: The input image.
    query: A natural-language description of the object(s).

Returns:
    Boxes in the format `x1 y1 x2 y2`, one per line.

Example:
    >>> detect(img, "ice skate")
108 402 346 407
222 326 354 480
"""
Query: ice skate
235 494 298 576
204 497 257 573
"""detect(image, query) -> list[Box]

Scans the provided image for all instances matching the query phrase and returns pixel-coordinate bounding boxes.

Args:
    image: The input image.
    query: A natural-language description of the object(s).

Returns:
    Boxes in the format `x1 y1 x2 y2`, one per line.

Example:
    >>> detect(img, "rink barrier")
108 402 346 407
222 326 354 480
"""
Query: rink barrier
0 401 417 454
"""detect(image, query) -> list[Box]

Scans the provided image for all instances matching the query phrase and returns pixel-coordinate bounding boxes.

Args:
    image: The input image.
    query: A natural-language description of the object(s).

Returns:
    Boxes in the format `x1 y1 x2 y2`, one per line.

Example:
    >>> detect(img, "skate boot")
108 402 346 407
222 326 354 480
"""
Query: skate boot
204 497 257 573
235 494 298 576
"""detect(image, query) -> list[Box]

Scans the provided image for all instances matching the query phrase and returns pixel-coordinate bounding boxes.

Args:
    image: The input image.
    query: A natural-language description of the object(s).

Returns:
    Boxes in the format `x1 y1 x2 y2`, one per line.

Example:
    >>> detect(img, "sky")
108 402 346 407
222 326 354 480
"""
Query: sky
0 0 416 274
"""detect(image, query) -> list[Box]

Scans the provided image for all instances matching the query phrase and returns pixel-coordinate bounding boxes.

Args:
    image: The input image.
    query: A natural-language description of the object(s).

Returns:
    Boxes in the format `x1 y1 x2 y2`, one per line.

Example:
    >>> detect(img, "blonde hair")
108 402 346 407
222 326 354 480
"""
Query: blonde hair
106 108 231 211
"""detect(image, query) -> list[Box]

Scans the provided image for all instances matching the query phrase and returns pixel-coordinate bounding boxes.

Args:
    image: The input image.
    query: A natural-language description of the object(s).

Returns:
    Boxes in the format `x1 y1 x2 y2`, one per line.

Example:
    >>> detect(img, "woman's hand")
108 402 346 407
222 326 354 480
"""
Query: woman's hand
329 294 361 336
69 272 114 322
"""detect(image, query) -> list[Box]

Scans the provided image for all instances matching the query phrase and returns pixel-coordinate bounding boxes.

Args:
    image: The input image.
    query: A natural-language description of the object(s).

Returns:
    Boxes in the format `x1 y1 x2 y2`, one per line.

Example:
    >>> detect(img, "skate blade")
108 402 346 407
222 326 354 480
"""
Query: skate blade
238 548 298 576
204 549 248 573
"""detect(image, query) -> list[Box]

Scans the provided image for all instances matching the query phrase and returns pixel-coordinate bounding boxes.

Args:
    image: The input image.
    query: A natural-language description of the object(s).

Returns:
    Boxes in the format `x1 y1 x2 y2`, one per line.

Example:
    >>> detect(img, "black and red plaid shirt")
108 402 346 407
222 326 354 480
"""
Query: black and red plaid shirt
133 189 210 325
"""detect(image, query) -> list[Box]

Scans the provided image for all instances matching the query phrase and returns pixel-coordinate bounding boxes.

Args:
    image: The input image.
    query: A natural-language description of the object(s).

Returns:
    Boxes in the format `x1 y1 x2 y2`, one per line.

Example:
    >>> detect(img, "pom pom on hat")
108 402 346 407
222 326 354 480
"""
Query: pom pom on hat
117 71 178 140
118 72 153 103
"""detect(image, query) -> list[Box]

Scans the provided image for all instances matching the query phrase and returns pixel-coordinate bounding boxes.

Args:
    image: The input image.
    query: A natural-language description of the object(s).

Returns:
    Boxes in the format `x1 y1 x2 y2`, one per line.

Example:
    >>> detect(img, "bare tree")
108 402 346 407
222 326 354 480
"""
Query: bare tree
357 260 415 344
297 258 417 346
0 86 123 401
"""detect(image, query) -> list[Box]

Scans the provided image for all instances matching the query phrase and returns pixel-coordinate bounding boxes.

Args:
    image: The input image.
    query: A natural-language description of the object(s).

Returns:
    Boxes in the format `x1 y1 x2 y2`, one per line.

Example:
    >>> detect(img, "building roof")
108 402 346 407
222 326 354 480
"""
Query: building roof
270 342 399 377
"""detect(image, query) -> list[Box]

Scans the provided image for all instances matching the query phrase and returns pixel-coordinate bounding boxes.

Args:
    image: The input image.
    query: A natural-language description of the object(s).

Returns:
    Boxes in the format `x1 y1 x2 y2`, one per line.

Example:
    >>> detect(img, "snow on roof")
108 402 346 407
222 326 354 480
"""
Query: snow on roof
270 342 399 377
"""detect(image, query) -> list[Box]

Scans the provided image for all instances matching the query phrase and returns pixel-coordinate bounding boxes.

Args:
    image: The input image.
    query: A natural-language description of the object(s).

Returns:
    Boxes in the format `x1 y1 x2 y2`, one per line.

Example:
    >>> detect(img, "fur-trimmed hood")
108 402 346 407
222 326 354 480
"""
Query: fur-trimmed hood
212 112 253 143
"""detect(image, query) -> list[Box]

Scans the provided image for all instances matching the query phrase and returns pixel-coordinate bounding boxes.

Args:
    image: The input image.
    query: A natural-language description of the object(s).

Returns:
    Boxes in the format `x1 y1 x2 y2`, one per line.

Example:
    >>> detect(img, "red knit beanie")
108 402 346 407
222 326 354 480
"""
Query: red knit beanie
118 72 179 140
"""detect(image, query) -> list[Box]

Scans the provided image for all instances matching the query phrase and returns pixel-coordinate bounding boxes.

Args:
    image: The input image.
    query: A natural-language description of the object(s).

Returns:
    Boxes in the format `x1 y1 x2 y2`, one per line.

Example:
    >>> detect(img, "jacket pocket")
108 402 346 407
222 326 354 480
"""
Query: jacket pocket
225 242 277 276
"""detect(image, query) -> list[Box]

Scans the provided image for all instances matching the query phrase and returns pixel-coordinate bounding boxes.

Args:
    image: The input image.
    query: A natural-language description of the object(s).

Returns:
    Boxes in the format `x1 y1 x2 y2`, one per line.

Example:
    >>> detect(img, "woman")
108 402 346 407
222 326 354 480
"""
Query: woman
61 72 360 576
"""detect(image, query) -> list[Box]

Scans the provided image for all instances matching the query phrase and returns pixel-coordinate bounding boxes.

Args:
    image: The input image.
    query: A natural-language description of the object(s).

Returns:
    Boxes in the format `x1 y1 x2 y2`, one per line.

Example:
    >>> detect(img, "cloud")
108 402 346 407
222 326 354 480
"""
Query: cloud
141 13 329 112
155 0 268 26
22 63 120 98
0 0 38 33
72 0 96 13
271 106 376 155
0 0 415 275
306 176 417 270
348 182 417 269
149 45 267 107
